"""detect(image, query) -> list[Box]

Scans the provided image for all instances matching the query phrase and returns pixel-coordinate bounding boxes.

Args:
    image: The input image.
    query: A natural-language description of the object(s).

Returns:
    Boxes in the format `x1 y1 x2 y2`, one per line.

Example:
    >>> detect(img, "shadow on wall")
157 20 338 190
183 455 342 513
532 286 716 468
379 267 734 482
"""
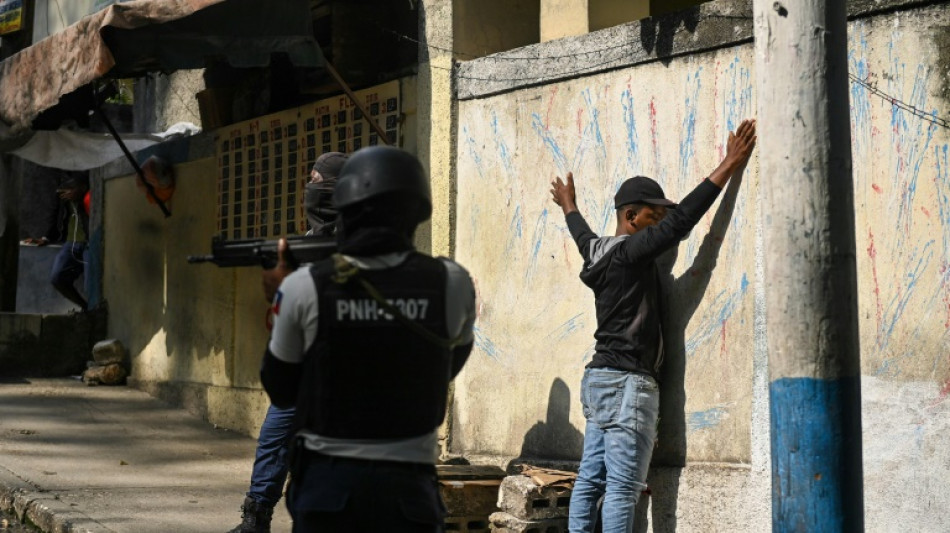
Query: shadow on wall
506 377 585 473
640 6 701 66
642 169 745 530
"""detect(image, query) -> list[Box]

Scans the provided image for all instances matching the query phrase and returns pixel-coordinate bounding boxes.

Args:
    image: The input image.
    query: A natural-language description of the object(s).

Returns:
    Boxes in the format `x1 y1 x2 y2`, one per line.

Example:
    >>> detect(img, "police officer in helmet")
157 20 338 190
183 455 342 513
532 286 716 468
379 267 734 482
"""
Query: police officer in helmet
261 146 477 532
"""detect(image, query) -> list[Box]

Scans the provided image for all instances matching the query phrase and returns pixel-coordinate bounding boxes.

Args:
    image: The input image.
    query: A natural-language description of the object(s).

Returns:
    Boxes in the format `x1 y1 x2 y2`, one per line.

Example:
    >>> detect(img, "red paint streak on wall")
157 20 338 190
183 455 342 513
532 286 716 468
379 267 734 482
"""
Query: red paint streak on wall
921 206 931 217
871 183 882 193
720 319 728 357
714 61 723 160
472 277 482 320
893 120 904 174
545 86 559 128
867 229 883 346
942 262 950 329
649 98 659 151
577 108 583 136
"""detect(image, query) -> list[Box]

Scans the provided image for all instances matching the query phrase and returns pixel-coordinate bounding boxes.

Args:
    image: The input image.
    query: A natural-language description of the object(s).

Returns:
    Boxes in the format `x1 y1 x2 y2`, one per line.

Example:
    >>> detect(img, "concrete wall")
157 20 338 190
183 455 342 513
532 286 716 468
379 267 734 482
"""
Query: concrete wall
133 70 204 134
540 0 589 42
589 0 649 33
451 1 949 530
102 154 275 436
453 0 540 59
101 76 422 437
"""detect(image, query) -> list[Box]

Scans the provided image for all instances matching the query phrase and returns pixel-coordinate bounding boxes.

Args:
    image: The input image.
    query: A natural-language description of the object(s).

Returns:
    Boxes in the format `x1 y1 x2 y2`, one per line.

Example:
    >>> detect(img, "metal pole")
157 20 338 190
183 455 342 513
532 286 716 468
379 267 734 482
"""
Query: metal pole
323 61 393 145
94 104 172 218
752 1 865 531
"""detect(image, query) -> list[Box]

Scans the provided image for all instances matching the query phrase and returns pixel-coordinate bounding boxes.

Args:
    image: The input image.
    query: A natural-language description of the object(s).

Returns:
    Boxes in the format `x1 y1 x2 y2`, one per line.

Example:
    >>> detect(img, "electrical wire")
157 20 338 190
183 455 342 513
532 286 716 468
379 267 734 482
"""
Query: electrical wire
390 24 950 129
849 73 949 130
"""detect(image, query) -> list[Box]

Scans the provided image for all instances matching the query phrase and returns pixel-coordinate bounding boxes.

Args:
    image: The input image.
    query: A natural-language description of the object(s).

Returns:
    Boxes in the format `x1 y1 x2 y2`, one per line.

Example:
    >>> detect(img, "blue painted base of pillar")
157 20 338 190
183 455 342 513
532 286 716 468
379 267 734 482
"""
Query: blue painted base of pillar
770 376 865 532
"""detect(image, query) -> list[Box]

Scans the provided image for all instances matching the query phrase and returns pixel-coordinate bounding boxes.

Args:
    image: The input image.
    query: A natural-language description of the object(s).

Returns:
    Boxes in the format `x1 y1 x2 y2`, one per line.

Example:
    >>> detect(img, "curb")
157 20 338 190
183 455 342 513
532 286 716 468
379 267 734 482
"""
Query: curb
0 468 113 533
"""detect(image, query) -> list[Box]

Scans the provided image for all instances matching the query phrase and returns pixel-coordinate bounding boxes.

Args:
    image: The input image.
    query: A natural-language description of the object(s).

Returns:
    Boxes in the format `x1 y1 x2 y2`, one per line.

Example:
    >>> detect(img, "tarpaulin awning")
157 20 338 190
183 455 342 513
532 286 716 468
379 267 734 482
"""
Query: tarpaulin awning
0 0 323 141
10 122 200 171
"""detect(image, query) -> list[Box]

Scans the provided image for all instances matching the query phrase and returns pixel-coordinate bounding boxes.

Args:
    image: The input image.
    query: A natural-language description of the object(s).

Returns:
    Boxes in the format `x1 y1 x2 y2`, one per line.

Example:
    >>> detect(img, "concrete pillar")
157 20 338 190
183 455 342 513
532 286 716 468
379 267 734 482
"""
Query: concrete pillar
753 0 865 530
418 0 455 258
589 0 649 32
453 0 540 58
540 0 588 42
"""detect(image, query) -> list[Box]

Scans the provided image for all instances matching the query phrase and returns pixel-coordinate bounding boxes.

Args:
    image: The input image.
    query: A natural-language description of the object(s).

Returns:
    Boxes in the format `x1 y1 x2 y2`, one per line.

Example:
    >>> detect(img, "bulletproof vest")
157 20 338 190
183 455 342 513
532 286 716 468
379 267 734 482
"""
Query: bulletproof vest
297 253 453 439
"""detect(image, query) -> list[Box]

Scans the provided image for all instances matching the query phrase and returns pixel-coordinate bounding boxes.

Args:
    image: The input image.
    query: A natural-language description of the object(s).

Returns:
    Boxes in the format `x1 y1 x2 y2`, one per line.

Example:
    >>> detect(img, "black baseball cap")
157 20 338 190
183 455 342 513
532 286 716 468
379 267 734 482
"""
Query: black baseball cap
614 176 677 209
311 152 349 180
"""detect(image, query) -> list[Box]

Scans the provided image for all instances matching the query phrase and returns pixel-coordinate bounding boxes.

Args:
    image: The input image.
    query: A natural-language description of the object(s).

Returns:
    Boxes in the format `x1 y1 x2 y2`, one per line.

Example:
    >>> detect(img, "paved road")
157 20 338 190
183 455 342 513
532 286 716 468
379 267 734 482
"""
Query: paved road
0 378 292 533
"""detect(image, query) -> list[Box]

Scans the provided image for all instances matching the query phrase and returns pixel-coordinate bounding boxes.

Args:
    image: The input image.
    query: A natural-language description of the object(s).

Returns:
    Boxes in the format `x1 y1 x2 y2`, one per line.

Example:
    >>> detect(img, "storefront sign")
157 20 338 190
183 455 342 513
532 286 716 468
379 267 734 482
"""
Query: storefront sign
0 0 23 35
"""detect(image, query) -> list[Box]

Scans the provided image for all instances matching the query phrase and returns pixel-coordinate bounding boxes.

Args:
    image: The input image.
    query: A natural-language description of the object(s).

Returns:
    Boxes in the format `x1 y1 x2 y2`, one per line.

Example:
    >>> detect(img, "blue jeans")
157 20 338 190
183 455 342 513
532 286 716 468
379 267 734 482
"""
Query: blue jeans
50 241 87 287
568 368 660 533
247 404 296 506
288 450 444 533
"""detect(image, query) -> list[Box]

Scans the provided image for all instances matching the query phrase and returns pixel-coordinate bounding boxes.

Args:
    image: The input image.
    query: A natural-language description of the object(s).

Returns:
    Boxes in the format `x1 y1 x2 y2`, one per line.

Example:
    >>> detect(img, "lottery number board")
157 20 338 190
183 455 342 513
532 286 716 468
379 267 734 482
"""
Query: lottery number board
215 80 401 240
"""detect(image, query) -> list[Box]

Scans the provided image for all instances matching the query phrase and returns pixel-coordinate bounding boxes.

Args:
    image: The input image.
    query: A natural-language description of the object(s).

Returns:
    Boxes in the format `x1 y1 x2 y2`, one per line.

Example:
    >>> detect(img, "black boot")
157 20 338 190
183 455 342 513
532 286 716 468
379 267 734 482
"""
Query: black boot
228 497 274 533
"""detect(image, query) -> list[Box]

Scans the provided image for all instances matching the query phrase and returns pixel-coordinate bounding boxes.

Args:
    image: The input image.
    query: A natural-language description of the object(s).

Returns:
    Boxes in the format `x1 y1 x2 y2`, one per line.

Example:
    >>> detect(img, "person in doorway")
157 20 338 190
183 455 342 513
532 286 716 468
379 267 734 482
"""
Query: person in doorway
550 119 756 533
22 174 91 312
261 146 476 532
229 152 348 533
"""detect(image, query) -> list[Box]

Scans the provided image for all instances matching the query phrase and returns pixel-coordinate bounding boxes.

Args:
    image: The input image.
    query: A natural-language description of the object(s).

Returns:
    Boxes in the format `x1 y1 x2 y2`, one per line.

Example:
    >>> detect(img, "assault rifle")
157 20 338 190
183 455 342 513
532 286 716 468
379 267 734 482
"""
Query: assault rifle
187 235 336 269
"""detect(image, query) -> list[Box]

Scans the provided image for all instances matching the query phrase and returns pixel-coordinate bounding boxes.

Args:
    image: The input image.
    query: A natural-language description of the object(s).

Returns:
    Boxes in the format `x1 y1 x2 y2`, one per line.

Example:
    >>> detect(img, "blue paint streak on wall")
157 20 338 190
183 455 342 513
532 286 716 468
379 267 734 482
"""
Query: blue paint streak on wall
581 89 607 166
553 312 585 340
879 240 933 351
770 376 864 532
525 209 549 281
473 325 502 360
679 69 701 184
893 68 936 250
848 25 872 154
936 145 950 257
491 111 515 177
685 273 748 355
532 113 569 173
722 57 752 138
687 406 727 432
462 125 486 180
622 88 641 169
505 205 524 255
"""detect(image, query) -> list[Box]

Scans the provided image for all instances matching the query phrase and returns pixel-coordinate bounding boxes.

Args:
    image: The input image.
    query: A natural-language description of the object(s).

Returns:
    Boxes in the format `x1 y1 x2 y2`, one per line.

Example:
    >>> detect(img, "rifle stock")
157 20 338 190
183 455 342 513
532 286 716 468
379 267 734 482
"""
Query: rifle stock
187 235 336 269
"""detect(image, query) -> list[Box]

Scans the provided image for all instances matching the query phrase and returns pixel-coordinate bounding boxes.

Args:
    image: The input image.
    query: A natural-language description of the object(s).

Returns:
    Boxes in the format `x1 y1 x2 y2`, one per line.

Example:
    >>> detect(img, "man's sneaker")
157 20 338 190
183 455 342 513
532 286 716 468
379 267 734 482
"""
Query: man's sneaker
227 496 274 533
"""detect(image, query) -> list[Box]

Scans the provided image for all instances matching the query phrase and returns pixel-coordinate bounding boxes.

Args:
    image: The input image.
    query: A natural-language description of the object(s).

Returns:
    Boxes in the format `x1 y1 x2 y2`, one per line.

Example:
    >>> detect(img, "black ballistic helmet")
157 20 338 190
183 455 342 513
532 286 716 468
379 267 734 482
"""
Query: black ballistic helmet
333 146 432 224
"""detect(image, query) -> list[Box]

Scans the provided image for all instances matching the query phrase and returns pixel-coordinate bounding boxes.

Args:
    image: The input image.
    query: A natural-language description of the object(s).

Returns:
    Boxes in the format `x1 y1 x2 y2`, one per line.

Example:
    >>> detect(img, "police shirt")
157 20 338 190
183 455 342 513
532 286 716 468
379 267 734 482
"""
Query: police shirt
268 251 476 464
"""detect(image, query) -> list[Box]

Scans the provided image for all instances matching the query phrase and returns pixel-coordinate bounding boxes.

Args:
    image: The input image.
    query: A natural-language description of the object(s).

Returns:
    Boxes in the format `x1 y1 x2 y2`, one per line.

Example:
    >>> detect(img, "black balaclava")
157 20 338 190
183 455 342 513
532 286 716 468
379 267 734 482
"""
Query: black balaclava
305 152 348 236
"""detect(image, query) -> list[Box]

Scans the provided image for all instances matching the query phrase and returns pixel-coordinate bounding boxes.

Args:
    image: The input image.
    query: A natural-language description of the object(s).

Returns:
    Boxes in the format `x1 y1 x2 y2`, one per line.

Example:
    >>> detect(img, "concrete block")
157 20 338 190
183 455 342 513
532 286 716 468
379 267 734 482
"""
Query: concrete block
489 511 568 533
496 475 572 520
440 479 502 517
438 464 505 531
92 338 127 364
445 514 492 532
83 362 127 385
438 464 506 517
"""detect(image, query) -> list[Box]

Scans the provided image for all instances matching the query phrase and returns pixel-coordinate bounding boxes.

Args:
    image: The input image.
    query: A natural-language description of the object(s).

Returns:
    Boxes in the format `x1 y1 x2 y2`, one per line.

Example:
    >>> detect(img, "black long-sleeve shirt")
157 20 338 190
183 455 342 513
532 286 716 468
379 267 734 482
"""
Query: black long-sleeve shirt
566 178 722 378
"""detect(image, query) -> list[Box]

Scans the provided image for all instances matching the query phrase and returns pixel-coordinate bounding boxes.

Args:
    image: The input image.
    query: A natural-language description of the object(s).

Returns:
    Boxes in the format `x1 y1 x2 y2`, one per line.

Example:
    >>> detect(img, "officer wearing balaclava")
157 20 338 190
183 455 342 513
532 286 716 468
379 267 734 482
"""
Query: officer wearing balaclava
305 152 349 236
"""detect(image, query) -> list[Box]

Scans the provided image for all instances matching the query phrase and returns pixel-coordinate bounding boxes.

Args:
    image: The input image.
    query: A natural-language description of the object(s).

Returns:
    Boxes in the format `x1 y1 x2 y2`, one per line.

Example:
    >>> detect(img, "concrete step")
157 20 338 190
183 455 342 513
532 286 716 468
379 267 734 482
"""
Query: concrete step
0 308 107 377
